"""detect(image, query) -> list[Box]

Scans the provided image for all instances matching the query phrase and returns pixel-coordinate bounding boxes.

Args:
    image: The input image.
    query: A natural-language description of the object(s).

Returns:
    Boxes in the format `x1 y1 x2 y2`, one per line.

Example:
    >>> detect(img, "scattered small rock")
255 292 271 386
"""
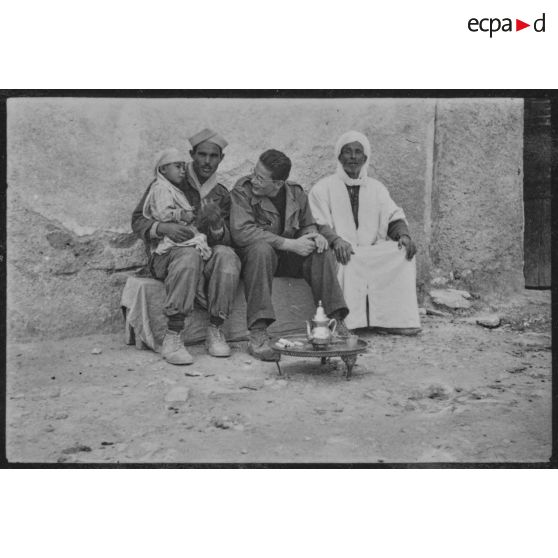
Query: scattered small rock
45 412 69 420
469 389 491 400
426 384 454 400
488 384 505 391
45 425 55 433
164 386 191 403
425 307 450 317
506 366 527 374
212 417 234 429
409 384 453 401
418 307 427 316
62 444 92 455
101 441 114 446
91 348 103 355
429 288 472 310
184 371 202 377
476 315 501 329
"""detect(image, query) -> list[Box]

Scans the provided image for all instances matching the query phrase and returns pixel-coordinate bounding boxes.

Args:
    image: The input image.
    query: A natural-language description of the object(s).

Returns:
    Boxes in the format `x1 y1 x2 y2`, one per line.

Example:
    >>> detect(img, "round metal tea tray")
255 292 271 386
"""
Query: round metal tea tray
271 336 368 380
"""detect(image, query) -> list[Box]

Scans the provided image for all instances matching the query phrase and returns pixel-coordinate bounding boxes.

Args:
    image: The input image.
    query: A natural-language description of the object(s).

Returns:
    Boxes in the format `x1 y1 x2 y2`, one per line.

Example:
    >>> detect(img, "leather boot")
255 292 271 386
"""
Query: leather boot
248 328 280 362
206 324 232 357
161 330 194 365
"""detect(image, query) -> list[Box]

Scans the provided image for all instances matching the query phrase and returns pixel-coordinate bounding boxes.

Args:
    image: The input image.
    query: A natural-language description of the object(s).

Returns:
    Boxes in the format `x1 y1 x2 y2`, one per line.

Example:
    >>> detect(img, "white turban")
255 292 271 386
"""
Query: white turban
334 130 371 186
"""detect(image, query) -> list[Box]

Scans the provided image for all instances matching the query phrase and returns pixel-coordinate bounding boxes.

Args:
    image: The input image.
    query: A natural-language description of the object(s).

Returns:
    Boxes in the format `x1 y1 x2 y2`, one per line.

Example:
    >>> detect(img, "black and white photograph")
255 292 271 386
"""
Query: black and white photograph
3 93 552 464
1 0 557 554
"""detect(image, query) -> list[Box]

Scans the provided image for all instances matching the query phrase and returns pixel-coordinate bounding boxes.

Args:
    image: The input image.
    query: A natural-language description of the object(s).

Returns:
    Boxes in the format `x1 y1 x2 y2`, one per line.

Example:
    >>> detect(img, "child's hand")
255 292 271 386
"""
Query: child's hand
180 209 195 224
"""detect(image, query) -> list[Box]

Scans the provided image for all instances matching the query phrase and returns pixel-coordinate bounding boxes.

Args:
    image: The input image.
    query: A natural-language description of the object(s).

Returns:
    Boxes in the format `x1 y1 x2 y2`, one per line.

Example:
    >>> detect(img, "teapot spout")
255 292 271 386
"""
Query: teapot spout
306 320 313 341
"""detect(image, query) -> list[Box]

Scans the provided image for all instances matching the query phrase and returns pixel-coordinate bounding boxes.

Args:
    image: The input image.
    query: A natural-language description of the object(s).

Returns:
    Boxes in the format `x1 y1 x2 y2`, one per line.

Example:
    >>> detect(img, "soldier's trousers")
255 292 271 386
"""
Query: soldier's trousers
151 245 241 322
237 240 348 329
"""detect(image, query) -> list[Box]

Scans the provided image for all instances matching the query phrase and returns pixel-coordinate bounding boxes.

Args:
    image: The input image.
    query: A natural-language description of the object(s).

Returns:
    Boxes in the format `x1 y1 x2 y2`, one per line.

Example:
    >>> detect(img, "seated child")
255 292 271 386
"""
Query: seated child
142 148 212 260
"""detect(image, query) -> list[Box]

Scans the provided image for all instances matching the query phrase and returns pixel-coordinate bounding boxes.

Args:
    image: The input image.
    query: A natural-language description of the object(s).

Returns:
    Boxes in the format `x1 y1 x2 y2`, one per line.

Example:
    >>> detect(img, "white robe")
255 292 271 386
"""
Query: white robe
309 174 421 330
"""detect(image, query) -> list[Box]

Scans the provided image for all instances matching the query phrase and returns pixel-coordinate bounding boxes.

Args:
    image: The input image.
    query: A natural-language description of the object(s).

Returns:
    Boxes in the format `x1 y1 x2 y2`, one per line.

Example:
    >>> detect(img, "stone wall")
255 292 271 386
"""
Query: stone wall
430 99 524 294
6 97 524 340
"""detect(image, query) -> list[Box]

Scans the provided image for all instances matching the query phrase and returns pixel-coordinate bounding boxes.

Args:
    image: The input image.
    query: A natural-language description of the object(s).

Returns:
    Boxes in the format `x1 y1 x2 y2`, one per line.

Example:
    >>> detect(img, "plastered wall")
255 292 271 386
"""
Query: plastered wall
6 97 524 340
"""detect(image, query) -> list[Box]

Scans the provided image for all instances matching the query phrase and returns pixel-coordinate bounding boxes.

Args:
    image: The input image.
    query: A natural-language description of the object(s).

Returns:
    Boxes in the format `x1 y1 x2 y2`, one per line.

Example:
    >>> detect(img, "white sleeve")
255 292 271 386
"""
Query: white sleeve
308 182 334 228
143 182 182 223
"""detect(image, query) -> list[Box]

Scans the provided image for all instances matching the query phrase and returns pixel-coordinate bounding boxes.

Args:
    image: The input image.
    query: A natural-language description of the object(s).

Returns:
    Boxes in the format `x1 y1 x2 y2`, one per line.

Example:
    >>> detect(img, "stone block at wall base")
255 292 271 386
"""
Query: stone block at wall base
121 275 316 352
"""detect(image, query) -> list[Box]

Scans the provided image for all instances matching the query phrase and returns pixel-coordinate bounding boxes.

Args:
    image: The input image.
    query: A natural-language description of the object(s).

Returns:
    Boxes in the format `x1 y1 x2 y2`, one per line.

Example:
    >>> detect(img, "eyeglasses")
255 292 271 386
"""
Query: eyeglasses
251 168 282 187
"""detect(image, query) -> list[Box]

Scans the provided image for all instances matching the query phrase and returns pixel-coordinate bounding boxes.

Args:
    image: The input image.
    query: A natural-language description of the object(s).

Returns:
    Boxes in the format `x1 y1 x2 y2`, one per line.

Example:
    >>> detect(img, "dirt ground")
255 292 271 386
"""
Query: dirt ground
5 290 552 464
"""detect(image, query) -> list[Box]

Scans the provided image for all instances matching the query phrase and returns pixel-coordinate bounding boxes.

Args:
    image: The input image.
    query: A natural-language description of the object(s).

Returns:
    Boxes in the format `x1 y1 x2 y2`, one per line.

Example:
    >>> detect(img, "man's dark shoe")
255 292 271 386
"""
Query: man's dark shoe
334 320 352 339
248 328 280 362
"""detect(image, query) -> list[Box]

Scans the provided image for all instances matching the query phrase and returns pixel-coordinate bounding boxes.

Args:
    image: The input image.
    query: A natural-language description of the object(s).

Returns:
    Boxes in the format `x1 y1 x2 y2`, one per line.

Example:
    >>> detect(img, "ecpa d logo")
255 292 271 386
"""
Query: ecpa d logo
468 13 546 37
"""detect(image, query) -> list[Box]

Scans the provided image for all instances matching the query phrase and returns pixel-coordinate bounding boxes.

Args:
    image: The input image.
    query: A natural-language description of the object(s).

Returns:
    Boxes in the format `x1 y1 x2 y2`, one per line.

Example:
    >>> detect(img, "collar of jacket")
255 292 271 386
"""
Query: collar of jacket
249 181 298 213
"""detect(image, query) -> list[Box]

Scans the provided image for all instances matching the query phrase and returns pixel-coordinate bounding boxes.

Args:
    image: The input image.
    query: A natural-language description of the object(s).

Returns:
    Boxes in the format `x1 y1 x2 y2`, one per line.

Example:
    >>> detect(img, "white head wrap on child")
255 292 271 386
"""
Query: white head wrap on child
154 148 188 176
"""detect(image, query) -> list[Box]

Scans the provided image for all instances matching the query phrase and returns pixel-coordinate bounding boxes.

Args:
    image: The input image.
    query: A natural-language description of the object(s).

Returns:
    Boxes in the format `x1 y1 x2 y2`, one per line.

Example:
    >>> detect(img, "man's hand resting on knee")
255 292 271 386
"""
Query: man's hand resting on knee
302 232 329 254
281 236 317 257
332 237 354 265
157 222 196 243
398 234 417 260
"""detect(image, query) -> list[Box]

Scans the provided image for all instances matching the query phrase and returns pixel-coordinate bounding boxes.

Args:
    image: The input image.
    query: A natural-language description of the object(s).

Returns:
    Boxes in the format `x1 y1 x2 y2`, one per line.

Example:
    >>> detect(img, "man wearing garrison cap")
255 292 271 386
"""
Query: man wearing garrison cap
132 128 241 365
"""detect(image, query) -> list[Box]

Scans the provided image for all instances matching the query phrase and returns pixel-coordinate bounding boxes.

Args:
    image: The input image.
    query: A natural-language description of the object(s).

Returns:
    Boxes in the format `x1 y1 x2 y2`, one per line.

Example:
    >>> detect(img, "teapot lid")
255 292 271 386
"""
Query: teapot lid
313 300 328 321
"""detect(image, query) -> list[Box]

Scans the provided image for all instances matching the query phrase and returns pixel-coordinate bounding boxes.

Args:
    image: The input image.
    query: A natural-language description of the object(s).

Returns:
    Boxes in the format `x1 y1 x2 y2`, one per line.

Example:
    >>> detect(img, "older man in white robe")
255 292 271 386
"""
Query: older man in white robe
308 131 421 333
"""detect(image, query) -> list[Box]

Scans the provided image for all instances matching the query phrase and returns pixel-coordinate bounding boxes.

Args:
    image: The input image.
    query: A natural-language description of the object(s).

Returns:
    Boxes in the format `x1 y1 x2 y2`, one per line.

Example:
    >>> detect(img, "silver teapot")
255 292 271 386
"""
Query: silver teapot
306 300 337 349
